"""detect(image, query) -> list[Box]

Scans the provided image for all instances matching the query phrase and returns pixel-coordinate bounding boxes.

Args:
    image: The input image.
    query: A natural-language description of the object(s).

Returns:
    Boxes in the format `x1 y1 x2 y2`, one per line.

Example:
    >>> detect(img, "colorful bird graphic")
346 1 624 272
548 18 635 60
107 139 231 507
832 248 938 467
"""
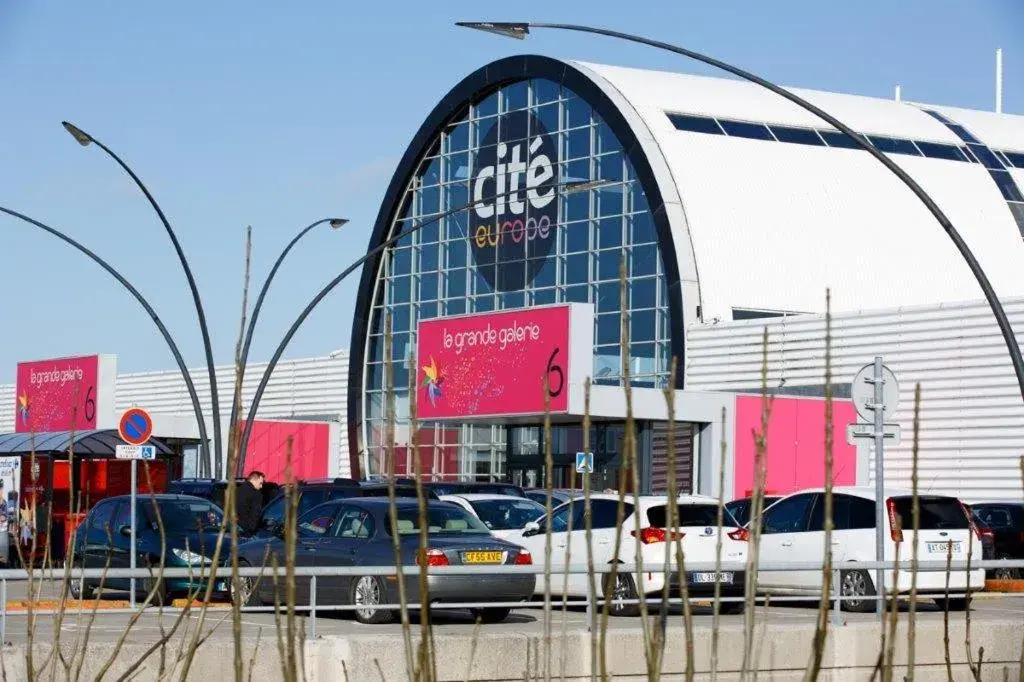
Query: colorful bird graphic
420 357 445 406
17 393 29 426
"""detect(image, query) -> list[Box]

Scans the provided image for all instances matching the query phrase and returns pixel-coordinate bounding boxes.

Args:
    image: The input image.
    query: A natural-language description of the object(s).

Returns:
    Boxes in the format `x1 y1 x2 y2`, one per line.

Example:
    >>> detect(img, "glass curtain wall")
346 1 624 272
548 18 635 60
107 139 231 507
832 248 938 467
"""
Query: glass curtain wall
363 78 671 478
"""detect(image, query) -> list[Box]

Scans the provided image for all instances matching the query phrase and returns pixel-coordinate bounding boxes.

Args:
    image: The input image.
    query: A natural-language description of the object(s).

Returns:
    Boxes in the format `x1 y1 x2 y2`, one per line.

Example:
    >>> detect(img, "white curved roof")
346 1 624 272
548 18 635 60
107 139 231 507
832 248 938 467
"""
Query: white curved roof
573 61 1024 323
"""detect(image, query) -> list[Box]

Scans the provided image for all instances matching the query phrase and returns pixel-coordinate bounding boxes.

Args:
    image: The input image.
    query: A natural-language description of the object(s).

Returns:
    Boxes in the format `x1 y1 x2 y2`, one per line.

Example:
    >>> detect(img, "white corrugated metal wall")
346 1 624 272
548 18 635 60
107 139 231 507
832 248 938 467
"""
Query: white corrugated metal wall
0 353 351 478
685 297 1024 502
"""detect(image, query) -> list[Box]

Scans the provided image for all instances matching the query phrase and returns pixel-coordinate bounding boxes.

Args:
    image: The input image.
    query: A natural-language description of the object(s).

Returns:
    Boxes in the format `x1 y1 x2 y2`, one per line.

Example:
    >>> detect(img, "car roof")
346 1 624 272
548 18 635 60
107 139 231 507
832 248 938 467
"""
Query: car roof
778 486 959 500
553 493 722 505
338 497 458 509
95 494 211 503
440 493 538 502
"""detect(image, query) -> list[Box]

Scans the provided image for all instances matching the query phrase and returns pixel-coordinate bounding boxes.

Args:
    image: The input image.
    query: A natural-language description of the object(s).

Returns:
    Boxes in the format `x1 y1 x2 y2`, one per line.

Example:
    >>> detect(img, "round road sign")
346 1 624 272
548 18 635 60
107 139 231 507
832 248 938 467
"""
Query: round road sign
118 408 153 446
850 363 900 422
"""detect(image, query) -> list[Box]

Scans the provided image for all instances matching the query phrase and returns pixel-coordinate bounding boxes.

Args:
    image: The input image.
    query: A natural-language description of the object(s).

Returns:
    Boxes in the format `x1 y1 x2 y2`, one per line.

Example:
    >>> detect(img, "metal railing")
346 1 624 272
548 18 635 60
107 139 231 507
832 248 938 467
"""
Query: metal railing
0 558 1020 642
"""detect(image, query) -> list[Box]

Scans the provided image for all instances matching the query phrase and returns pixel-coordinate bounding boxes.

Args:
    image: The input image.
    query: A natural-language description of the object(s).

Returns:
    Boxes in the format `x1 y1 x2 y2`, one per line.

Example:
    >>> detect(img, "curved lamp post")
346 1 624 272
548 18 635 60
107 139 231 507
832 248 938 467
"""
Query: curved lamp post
455 21 1024 404
234 179 609 476
61 121 226 477
0 205 211 472
226 217 349 449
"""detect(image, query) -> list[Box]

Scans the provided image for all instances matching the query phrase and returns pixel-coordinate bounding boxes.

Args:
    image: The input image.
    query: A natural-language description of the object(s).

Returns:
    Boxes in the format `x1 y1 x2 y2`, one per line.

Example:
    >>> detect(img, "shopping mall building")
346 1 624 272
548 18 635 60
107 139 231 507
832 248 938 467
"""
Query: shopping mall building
6 56 1023 502
345 55 1024 501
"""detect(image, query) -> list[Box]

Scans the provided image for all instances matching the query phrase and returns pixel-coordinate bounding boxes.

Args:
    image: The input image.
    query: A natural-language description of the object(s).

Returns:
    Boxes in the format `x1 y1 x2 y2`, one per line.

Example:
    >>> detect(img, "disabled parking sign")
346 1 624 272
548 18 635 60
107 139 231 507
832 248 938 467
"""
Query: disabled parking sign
575 451 594 474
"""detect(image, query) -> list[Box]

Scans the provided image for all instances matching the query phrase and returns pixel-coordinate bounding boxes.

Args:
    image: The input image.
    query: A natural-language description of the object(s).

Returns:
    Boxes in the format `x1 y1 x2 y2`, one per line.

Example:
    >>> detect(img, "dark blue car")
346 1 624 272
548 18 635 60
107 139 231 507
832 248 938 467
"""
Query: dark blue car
70 494 232 602
236 497 535 624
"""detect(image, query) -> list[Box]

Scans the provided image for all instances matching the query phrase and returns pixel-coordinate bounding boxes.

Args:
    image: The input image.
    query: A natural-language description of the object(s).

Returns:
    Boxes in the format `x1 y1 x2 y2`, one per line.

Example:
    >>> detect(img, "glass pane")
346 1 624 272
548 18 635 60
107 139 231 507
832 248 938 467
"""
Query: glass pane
564 284 589 303
631 277 657 309
565 253 589 284
419 273 439 301
598 152 624 182
419 243 439 271
868 136 921 156
564 98 591 129
596 124 621 154
565 127 591 160
596 282 621 313
598 249 624 281
596 184 624 216
597 314 621 345
631 244 658 277
445 270 466 298
719 120 774 140
769 126 824 146
563 220 590 253
390 276 411 304
666 113 722 134
819 131 866 149
630 310 656 342
532 288 556 305
392 248 412 276
969 144 1004 169
598 217 623 249
533 79 559 105
502 80 528 111
631 212 657 244
445 298 466 315
916 141 967 162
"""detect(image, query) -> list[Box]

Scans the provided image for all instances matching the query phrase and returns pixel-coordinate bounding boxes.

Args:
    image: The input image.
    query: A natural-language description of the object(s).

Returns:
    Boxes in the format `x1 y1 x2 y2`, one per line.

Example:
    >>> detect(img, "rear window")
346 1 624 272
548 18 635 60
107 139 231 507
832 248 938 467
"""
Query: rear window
973 504 1023 530
647 504 738 528
385 506 490 535
469 498 545 531
890 496 969 530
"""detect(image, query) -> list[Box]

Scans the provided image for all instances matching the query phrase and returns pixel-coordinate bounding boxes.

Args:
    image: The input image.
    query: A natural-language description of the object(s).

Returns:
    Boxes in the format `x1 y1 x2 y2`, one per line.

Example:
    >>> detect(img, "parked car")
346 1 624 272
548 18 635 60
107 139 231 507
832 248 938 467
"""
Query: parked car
524 489 581 506
256 481 437 537
236 498 535 624
969 502 1023 579
167 478 282 509
725 495 783 528
424 482 527 498
506 494 748 617
439 494 547 540
756 487 985 612
69 494 232 602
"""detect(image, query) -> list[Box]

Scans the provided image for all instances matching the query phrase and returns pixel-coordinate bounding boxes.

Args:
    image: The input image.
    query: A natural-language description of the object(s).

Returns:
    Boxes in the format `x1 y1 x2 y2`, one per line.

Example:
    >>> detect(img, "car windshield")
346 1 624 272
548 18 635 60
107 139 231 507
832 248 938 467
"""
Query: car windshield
386 506 490 535
890 496 969 530
145 499 223 532
469 498 546 531
972 505 1022 530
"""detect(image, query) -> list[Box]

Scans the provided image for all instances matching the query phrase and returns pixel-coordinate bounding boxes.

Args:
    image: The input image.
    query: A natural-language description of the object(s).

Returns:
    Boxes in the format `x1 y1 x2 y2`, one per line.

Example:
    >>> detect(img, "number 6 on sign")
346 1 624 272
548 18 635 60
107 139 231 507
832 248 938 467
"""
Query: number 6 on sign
546 347 564 398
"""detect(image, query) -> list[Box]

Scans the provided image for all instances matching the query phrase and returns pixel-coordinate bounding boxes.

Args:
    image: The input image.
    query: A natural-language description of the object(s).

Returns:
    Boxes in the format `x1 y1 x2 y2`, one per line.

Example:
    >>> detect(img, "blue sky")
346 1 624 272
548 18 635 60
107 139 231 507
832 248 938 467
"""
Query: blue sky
1 1 1021 382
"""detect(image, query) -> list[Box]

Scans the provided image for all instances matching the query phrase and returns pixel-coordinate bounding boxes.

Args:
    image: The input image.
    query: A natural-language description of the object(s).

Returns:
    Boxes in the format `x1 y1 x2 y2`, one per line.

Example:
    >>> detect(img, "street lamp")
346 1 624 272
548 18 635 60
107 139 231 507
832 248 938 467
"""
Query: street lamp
0 205 212 471
456 21 1024 404
234 178 609 476
61 121 226 477
227 217 349 451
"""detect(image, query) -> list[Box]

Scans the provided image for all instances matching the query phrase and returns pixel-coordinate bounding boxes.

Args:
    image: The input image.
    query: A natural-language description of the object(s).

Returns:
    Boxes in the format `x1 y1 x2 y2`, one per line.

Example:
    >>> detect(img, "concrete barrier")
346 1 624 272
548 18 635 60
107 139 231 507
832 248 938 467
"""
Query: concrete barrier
1 619 1020 681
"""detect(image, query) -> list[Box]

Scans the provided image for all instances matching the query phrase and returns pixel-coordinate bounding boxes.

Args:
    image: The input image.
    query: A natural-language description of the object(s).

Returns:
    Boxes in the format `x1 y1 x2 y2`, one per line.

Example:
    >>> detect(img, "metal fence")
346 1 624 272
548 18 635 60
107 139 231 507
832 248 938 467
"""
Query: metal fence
0 558 1021 642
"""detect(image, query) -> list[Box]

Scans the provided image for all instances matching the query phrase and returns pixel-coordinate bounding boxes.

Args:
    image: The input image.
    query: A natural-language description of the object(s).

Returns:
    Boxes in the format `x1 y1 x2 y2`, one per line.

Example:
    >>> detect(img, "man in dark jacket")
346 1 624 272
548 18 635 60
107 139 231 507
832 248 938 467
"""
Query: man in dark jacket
236 471 266 535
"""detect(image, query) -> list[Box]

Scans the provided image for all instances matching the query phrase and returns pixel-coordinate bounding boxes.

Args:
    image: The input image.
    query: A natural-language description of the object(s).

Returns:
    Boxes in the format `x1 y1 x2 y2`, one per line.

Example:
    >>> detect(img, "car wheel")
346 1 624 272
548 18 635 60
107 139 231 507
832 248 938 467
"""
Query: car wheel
233 560 260 607
603 571 640 617
934 597 971 612
69 561 93 600
719 599 745 615
992 556 1020 581
351 576 395 625
470 607 511 624
840 569 876 613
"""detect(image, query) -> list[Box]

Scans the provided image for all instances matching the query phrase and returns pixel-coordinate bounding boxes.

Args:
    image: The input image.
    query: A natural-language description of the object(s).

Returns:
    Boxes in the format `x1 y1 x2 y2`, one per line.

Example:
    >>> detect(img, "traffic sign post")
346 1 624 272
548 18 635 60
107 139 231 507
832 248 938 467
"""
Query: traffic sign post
117 408 154 611
848 357 899 617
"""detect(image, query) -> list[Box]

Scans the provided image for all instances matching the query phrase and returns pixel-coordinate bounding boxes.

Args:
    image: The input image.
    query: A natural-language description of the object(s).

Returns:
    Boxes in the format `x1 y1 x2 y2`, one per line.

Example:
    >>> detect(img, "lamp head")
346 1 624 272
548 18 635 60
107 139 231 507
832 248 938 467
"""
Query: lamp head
61 121 92 147
455 22 529 39
328 218 349 230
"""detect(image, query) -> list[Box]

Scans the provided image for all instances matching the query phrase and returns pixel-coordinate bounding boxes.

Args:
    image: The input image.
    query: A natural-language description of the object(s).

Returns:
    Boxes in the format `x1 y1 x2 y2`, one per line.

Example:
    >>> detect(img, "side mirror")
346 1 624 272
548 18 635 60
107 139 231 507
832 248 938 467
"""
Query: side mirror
118 525 133 538
522 521 541 537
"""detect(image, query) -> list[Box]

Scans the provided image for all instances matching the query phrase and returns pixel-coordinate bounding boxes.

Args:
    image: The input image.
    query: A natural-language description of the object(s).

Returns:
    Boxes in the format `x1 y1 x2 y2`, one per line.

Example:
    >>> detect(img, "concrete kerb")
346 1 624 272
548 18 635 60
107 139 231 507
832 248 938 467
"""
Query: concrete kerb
0 619 1019 681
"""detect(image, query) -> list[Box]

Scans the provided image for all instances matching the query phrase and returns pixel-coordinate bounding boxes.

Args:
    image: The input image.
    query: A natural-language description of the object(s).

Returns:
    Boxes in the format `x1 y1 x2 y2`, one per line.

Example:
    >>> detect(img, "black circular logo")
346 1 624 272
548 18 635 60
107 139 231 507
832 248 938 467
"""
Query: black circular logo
470 110 558 292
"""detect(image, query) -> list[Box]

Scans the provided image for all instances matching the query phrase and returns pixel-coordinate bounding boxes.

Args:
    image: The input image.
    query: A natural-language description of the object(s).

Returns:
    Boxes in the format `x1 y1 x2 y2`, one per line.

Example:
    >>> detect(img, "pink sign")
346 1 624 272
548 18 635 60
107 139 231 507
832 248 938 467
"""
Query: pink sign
416 306 572 419
15 355 100 433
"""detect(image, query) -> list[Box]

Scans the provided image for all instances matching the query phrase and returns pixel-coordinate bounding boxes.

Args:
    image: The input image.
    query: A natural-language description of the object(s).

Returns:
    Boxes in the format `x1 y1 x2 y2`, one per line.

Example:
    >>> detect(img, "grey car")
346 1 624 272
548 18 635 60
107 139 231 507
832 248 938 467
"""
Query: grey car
236 498 535 624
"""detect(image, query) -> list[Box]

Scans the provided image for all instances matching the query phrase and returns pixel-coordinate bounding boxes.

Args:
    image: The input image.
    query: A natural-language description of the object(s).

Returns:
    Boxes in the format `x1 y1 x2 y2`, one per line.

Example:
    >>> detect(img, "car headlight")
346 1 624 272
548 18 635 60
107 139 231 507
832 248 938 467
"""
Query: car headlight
172 548 212 565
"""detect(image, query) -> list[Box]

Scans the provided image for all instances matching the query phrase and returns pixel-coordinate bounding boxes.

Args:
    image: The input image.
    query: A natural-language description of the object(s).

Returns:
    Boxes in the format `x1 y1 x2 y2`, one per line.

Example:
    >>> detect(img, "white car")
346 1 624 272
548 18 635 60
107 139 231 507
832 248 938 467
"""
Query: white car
757 487 986 612
439 494 547 541
506 494 748 616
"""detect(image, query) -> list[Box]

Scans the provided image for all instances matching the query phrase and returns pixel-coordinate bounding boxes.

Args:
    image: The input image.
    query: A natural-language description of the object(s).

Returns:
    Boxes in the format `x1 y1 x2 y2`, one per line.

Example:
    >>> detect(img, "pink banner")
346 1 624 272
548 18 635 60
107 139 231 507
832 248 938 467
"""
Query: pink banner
15 356 100 433
416 306 571 419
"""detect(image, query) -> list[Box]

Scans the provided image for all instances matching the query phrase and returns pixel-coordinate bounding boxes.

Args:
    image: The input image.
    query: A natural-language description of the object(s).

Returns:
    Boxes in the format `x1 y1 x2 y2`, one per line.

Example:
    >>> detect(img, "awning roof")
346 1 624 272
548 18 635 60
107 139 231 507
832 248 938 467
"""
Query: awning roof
0 430 174 456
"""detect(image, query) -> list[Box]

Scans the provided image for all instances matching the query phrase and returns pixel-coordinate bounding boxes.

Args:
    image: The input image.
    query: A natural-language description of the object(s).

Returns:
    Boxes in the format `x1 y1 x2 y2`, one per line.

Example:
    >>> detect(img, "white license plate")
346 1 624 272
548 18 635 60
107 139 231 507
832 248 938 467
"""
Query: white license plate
926 541 962 554
691 572 733 584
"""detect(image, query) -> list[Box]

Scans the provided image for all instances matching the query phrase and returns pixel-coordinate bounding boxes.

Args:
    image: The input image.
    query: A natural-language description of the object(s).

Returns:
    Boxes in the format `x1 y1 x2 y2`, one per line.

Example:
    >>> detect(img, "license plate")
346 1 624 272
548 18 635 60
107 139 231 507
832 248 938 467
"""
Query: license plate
927 541 962 554
691 572 733 584
464 551 503 564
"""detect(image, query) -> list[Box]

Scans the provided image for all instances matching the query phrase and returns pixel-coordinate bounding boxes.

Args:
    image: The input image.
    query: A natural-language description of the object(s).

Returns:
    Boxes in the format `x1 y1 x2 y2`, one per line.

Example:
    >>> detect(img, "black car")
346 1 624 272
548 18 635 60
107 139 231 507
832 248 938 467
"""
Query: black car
970 502 1024 579
726 495 783 528
424 482 527 498
236 498 535 624
255 480 437 537
70 494 232 601
167 478 282 509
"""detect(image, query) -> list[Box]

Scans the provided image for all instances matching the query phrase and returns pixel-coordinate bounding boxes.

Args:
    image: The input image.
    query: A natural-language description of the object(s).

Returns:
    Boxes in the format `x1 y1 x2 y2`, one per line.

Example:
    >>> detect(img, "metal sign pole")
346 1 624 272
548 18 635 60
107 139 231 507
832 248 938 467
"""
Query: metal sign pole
130 458 137 610
872 356 885 617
